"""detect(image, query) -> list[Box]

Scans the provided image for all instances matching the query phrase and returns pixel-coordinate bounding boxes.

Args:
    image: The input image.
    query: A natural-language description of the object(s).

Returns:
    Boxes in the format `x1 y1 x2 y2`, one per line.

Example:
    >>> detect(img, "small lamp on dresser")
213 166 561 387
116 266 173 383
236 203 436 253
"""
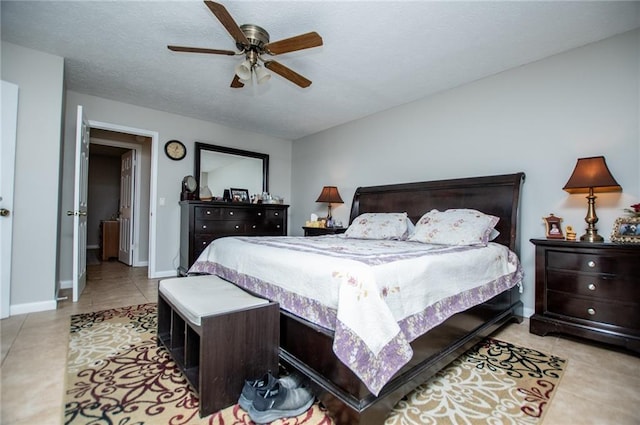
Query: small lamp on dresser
316 186 343 227
562 155 622 242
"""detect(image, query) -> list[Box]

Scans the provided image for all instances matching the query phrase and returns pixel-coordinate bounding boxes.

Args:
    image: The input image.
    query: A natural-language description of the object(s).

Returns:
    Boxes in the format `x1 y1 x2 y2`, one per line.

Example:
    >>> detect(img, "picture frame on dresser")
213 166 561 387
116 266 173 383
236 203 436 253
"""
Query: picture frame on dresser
543 213 564 239
230 188 249 203
611 216 640 243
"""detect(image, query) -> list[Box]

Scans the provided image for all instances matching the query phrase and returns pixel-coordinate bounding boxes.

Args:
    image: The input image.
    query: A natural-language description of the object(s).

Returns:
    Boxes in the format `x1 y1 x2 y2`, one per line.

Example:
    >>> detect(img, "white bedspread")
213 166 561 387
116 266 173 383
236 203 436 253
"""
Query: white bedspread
189 235 522 395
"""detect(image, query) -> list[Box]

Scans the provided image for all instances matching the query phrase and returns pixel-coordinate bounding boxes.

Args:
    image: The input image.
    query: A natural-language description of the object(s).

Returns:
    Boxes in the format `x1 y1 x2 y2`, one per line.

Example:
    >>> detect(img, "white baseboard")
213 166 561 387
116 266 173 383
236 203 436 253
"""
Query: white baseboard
522 307 534 318
10 299 57 315
87 244 99 249
60 279 72 289
152 270 180 279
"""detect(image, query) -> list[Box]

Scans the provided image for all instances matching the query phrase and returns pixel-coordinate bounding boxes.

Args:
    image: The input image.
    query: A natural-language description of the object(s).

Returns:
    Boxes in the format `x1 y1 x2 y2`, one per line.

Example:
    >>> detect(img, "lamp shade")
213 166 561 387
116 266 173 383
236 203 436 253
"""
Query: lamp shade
254 65 271 84
563 156 621 194
235 59 252 80
316 186 344 204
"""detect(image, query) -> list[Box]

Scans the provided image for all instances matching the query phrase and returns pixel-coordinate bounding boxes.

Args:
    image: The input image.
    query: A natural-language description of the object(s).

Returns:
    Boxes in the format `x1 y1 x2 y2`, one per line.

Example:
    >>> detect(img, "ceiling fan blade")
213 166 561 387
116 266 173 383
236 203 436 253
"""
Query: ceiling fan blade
264 60 312 88
230 75 245 88
168 45 236 56
265 32 323 55
204 1 249 48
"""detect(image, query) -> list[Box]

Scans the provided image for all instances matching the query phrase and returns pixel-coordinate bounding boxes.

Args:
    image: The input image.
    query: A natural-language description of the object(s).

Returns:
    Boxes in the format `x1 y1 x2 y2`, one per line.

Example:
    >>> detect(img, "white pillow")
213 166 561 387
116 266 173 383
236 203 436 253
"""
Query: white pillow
345 212 413 240
409 209 499 246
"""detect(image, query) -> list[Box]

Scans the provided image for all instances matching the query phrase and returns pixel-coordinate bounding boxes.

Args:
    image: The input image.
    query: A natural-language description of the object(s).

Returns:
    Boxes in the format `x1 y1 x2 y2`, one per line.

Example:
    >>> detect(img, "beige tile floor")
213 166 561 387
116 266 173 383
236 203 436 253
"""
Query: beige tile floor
2 258 639 425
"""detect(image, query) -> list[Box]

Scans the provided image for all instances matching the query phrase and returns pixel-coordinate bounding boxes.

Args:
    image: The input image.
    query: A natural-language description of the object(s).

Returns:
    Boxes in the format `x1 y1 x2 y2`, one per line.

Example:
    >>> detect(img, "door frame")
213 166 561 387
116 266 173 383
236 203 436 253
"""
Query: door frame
90 139 141 265
1 80 19 318
88 120 158 277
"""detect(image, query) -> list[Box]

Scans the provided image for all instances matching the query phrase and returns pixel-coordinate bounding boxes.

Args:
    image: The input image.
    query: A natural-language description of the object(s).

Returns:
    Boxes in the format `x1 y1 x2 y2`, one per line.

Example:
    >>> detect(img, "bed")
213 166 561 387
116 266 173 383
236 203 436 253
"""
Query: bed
189 172 525 424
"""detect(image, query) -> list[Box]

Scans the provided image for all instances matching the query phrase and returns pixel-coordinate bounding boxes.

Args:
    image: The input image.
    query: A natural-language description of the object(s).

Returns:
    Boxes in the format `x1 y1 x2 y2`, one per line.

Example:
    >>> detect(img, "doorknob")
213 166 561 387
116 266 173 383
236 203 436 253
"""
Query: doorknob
0 208 10 217
66 210 88 216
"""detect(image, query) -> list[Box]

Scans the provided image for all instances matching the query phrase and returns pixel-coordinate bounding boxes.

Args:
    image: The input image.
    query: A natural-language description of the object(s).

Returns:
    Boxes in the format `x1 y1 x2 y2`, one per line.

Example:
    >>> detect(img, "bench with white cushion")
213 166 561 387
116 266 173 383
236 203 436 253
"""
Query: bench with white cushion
157 275 279 417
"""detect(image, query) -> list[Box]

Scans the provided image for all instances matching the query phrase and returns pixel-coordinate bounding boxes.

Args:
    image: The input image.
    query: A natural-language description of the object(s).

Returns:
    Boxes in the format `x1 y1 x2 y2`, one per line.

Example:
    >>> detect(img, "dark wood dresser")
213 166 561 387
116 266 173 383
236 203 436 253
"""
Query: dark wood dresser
179 201 288 275
530 238 640 354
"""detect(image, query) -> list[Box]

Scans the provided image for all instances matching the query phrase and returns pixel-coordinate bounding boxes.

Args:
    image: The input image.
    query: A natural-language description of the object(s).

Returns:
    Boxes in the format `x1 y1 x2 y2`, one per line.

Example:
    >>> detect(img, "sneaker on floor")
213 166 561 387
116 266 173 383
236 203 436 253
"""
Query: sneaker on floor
248 381 314 424
238 372 305 412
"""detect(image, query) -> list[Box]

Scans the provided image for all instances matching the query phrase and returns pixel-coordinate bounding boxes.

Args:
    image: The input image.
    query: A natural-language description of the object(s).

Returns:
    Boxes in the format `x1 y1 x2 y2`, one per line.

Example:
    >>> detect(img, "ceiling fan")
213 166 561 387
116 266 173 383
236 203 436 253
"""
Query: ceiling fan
168 1 323 89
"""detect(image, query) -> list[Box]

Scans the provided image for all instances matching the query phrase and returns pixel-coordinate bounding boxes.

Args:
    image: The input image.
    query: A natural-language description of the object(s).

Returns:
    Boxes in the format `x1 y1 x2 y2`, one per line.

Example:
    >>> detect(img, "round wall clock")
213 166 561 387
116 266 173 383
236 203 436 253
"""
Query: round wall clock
164 140 186 161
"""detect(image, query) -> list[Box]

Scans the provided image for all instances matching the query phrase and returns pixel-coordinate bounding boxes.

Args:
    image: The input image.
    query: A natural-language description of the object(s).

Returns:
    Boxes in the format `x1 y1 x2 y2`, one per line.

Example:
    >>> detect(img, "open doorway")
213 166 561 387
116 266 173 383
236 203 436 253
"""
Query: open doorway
88 128 151 267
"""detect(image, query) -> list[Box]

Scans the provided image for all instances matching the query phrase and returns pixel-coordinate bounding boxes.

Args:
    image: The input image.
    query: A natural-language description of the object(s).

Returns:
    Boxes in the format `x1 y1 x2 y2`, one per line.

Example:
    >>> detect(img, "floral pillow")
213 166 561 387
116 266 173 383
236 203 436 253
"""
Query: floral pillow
344 212 414 240
409 209 499 246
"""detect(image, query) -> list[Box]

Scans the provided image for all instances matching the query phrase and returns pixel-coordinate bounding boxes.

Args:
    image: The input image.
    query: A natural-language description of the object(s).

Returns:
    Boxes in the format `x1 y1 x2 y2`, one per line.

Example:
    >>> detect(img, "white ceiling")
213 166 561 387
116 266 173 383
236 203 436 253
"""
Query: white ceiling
2 1 639 140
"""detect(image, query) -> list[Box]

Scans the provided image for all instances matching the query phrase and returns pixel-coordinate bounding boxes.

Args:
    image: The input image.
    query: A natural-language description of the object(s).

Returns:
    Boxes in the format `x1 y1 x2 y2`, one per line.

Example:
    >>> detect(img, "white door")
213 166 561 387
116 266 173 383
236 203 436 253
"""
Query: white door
1 81 19 318
118 150 135 265
70 105 90 302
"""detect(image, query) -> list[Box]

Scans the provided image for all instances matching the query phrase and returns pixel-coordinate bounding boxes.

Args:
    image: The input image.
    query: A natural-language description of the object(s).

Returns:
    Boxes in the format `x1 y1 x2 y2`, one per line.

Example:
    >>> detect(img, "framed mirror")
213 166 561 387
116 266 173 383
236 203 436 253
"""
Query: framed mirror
194 142 269 200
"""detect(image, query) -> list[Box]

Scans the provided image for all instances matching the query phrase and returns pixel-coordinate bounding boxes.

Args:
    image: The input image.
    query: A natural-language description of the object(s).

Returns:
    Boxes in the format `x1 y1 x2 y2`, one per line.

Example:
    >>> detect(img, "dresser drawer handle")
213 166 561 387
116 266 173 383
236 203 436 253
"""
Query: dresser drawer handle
587 308 596 316
202 225 207 229
202 241 207 246
276 225 281 229
229 211 234 216
275 212 279 216
587 260 596 268
588 283 596 291
235 225 240 229
206 210 211 215
252 225 257 229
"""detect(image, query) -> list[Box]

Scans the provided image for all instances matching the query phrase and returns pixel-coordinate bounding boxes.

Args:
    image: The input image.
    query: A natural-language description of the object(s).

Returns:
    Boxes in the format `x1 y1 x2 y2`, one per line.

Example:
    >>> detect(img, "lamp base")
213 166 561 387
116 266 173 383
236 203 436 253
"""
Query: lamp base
579 191 605 243
580 229 604 243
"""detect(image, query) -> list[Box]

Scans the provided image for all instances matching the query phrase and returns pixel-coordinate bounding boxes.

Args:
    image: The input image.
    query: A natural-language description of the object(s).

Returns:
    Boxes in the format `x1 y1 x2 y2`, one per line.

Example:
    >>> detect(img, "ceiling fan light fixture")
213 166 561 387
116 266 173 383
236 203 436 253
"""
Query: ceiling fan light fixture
235 59 253 80
254 65 271 85
170 1 323 89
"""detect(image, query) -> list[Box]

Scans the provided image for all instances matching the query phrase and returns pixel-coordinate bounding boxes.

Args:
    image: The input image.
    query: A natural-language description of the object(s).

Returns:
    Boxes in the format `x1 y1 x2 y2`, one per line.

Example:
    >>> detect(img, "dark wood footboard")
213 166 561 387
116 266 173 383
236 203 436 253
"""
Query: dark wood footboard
279 287 523 425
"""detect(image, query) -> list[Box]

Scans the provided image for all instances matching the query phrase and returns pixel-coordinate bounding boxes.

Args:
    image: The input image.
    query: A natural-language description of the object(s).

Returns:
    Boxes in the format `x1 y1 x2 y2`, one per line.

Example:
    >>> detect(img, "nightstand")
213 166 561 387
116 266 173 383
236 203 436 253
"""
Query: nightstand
302 226 347 237
530 239 640 354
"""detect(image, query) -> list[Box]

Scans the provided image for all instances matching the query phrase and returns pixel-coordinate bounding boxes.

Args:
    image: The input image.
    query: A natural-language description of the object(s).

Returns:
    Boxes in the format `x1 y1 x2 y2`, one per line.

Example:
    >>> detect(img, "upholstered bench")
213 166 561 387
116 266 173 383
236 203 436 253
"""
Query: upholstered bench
157 275 279 417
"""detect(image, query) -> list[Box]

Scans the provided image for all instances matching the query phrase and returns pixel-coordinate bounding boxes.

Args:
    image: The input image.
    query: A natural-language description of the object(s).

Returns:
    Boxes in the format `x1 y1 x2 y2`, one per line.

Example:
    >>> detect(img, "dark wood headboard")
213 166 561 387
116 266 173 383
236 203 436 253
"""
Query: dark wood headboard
349 173 526 253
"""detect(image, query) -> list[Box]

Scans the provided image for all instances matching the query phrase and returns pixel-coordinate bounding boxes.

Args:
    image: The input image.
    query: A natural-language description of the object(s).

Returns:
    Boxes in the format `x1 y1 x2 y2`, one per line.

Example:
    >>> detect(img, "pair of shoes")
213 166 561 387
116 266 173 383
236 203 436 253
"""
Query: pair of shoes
248 381 314 424
238 372 304 412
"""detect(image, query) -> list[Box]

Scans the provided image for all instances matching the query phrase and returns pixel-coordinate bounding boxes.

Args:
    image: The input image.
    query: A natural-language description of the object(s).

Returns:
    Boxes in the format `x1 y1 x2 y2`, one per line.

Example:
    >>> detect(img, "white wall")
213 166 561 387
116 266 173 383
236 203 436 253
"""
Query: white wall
1 42 64 313
59 92 293 281
291 29 640 317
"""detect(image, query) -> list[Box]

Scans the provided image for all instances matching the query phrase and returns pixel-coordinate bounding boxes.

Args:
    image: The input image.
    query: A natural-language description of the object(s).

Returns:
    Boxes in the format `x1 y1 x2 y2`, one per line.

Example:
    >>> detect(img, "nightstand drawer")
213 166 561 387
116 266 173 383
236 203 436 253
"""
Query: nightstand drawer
547 270 639 303
547 250 614 274
547 291 639 329
303 226 347 236
547 250 635 275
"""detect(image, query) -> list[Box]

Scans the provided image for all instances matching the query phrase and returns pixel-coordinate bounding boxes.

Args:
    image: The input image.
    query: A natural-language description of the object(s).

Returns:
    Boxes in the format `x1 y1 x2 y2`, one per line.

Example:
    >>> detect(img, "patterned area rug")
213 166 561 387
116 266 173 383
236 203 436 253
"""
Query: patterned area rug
64 303 566 425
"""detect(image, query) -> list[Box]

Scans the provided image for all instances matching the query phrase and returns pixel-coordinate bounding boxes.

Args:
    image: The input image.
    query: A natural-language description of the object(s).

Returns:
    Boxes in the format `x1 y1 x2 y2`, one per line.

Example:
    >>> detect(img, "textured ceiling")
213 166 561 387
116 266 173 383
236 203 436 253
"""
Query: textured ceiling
2 1 639 140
